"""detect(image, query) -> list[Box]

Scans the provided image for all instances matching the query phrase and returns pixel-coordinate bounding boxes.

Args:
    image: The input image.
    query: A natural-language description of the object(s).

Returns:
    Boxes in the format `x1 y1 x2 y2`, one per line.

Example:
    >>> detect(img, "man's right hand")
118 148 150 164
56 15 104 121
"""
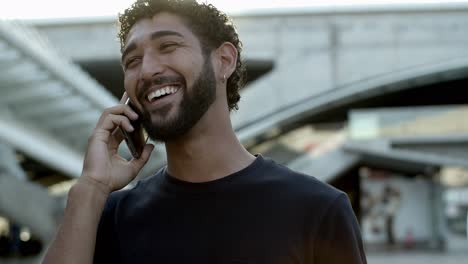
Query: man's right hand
43 93 155 264
81 93 154 194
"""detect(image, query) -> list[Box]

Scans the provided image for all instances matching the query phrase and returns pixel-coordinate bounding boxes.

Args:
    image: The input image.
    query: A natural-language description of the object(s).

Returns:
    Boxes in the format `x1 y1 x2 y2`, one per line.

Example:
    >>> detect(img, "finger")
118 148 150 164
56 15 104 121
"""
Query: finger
111 127 125 142
130 144 155 171
108 127 125 150
97 105 138 127
98 114 134 134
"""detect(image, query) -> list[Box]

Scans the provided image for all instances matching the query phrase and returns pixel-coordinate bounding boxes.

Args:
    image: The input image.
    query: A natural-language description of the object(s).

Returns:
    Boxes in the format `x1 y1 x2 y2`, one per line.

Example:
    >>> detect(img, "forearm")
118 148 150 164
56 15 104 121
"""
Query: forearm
43 177 109 264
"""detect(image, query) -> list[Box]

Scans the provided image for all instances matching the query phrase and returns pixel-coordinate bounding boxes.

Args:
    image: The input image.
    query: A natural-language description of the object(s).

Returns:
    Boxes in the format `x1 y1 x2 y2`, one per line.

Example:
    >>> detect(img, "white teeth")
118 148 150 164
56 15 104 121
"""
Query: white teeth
147 92 156 101
147 86 180 102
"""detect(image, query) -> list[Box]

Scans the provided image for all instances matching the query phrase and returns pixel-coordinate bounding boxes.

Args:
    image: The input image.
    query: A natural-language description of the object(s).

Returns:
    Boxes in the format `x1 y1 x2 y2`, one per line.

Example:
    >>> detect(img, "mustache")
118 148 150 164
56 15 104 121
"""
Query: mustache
137 75 185 100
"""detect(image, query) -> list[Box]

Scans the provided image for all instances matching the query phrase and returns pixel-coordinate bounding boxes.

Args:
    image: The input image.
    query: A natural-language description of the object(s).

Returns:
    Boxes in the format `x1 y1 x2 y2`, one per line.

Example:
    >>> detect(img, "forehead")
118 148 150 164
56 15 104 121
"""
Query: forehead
125 12 198 46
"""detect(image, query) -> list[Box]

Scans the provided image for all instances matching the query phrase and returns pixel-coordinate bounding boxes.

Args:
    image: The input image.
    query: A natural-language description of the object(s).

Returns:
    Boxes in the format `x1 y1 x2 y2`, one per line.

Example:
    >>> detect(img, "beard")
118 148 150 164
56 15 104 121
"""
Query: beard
138 55 217 142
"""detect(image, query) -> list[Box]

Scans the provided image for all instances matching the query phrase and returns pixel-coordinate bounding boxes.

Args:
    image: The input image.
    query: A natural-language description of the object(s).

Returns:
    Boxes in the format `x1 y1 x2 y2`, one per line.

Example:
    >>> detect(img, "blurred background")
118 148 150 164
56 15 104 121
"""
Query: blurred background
1 0 468 263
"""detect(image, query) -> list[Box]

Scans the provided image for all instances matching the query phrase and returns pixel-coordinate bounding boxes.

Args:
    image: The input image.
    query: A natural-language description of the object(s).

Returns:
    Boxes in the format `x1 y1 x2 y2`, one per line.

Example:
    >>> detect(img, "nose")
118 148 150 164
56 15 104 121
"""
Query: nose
139 52 165 82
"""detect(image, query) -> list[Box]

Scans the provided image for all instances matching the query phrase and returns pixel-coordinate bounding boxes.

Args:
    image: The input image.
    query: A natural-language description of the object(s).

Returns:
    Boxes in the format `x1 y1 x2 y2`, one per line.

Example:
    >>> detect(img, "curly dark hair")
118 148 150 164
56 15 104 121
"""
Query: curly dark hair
118 0 245 111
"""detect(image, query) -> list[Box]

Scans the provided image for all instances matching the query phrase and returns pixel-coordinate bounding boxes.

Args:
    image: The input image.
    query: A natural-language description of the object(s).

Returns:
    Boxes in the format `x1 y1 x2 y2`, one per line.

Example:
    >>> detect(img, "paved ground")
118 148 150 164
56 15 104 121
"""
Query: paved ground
367 252 468 264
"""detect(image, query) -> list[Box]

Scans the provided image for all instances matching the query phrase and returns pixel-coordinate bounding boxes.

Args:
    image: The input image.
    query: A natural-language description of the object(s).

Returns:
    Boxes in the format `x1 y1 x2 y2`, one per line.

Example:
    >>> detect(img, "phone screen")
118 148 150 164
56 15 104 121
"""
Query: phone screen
121 98 147 159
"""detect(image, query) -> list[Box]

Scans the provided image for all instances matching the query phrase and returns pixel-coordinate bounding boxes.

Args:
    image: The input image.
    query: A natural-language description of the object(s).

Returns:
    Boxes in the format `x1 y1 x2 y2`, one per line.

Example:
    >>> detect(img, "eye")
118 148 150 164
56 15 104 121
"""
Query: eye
160 42 179 52
124 57 141 69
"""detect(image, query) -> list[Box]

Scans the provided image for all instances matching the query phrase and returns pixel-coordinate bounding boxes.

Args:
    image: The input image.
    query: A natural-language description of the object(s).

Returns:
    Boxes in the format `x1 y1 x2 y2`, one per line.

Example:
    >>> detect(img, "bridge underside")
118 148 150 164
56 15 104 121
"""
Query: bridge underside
291 76 468 126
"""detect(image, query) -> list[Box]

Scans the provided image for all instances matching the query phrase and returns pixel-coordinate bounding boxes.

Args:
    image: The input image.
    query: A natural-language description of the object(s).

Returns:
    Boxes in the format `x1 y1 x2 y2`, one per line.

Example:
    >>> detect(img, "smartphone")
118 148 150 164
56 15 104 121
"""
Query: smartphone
121 98 147 159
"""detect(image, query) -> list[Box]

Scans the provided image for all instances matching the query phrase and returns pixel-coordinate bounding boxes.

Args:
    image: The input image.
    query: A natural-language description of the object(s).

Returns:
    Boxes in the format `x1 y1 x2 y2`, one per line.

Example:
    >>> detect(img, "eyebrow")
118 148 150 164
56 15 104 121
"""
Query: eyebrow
121 42 137 63
121 30 184 62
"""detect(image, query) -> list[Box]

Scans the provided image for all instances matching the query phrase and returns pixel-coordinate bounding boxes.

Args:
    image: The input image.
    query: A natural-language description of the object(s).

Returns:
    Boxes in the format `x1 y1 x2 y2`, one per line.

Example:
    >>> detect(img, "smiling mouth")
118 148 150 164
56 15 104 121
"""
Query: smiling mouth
146 85 181 103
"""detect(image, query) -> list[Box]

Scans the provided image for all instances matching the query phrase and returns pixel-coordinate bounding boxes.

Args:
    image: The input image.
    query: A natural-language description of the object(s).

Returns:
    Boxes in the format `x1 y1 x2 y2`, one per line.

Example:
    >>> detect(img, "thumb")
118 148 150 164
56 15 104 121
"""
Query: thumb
130 144 155 170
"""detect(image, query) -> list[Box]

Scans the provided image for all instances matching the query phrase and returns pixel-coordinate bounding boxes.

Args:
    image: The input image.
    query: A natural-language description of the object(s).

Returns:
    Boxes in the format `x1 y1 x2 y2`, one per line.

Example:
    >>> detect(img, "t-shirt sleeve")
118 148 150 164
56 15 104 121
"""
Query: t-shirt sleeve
93 195 120 264
313 193 367 264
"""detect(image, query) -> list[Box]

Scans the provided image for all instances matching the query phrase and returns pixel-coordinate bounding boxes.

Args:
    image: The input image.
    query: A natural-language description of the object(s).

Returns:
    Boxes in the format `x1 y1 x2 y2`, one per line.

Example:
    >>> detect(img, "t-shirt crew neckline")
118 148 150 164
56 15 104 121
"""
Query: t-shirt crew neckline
160 154 265 194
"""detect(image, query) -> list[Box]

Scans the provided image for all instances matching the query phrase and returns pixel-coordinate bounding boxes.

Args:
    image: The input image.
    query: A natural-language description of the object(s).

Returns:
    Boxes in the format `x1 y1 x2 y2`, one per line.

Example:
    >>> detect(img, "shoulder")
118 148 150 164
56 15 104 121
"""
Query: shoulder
259 156 357 235
260 156 344 204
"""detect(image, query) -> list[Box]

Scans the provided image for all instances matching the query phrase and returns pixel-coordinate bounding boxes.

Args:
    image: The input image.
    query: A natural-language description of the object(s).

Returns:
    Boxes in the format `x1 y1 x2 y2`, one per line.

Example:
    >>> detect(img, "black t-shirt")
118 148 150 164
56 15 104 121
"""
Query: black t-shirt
94 155 366 264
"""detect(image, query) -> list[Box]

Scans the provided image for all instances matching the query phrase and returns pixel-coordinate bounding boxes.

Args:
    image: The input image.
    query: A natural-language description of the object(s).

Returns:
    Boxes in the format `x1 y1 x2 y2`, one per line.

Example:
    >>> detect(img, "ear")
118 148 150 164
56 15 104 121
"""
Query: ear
214 42 238 83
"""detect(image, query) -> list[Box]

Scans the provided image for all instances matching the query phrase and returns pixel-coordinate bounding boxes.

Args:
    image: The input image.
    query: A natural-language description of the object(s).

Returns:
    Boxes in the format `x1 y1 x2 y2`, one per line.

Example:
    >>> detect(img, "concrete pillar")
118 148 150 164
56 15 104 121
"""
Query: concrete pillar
428 171 446 251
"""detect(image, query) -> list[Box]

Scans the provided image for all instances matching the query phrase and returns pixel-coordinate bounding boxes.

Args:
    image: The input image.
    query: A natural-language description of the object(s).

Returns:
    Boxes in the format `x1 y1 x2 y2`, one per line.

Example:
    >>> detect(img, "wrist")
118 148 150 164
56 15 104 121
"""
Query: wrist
75 175 111 198
65 176 110 215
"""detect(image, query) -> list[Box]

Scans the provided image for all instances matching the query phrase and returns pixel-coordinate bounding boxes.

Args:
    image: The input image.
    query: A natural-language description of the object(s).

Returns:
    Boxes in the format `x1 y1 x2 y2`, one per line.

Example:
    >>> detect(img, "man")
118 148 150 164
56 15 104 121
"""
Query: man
43 0 367 263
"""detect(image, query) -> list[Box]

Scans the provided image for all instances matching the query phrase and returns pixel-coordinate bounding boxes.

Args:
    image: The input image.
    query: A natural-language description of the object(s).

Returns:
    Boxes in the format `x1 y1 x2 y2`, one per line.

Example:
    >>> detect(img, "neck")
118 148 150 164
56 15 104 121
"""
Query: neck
164 99 255 183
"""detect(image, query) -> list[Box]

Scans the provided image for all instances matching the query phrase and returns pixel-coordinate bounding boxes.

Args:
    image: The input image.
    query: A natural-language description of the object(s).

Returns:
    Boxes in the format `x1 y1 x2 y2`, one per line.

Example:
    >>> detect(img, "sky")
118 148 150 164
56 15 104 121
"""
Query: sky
1 0 468 20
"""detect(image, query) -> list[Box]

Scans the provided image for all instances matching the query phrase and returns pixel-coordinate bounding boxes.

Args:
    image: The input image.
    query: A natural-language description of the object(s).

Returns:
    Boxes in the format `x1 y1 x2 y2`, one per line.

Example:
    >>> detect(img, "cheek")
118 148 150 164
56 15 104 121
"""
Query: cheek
123 73 146 111
169 52 204 83
123 72 138 96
